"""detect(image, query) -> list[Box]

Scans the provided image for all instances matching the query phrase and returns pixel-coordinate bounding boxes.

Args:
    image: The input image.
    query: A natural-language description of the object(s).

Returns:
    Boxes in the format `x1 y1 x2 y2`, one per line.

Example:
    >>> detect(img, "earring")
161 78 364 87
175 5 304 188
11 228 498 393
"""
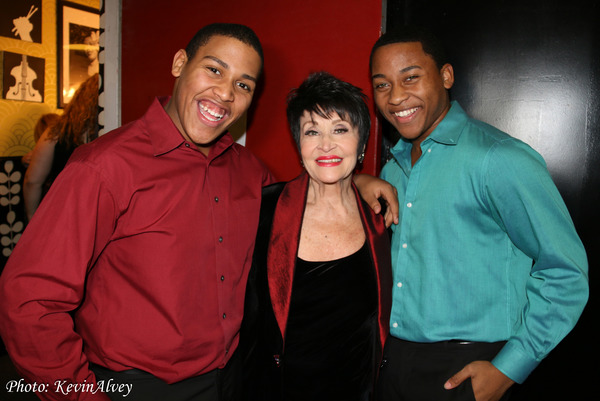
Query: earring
358 152 365 163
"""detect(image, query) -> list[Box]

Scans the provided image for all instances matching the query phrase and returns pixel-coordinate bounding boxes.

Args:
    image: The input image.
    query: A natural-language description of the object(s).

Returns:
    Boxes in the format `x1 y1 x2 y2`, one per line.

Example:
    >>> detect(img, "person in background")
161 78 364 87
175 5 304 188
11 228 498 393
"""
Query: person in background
241 71 392 401
0 24 397 401
23 73 99 221
21 113 60 168
370 26 588 401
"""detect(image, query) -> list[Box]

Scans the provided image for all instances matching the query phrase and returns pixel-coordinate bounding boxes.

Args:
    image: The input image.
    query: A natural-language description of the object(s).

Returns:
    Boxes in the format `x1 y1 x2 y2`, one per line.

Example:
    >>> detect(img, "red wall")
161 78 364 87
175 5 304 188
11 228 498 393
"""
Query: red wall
122 0 383 181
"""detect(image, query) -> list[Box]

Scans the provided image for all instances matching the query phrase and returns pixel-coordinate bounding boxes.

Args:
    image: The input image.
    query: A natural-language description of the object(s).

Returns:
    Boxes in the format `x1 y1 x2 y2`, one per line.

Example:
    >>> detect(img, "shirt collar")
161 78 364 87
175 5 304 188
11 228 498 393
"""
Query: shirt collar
142 96 236 159
391 101 468 154
427 100 469 146
389 101 469 171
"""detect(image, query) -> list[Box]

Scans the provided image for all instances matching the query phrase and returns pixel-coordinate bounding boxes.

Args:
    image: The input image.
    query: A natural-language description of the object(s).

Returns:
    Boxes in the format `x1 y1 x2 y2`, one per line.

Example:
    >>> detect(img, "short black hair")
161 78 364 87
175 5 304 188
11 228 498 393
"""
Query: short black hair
185 23 264 70
286 71 371 153
370 25 448 70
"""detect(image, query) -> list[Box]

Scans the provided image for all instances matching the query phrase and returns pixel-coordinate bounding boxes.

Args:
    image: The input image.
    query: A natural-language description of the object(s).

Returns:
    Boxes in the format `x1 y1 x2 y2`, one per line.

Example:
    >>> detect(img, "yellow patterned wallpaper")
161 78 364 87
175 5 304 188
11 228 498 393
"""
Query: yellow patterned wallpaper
0 0 99 157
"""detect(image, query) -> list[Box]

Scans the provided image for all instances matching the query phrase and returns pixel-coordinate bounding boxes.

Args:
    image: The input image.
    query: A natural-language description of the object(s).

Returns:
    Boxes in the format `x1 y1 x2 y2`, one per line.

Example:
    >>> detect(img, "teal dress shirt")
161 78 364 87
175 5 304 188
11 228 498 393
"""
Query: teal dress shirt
381 101 589 383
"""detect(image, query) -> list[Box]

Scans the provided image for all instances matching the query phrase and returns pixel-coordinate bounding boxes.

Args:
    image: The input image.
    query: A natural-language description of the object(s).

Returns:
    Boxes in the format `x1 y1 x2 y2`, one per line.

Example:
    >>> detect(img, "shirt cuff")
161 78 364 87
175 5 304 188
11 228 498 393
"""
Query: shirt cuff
491 341 541 384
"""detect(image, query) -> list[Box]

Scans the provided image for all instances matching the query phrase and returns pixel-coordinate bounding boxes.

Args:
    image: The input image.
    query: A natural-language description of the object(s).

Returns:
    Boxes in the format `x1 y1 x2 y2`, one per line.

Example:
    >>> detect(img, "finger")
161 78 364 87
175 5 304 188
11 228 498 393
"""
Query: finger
387 200 399 225
385 187 399 224
370 200 382 215
444 368 470 390
384 207 393 227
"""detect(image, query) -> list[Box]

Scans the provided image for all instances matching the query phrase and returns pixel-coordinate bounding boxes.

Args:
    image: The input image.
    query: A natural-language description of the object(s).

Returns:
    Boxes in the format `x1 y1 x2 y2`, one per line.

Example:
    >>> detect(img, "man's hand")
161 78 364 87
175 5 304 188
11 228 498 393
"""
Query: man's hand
353 174 399 227
444 361 514 401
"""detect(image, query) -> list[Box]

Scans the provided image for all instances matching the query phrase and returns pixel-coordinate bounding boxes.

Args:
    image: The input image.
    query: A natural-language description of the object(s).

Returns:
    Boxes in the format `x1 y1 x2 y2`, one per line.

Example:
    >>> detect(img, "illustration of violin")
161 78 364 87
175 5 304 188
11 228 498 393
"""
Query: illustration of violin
6 54 42 102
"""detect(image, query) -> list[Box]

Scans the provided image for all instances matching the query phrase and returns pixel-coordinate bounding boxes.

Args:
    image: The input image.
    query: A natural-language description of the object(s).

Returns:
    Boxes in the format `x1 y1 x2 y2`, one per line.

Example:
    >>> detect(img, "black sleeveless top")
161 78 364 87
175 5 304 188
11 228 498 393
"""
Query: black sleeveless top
282 242 377 401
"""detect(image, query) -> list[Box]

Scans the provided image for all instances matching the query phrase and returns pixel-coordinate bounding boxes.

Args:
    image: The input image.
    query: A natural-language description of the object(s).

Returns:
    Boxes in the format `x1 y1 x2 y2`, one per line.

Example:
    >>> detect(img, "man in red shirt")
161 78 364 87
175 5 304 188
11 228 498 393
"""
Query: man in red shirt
0 23 396 401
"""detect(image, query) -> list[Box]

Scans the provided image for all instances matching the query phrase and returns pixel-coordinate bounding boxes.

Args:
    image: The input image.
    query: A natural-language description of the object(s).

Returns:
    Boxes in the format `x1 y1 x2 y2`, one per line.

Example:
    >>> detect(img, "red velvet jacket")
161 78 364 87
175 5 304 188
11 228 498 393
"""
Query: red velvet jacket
240 172 392 400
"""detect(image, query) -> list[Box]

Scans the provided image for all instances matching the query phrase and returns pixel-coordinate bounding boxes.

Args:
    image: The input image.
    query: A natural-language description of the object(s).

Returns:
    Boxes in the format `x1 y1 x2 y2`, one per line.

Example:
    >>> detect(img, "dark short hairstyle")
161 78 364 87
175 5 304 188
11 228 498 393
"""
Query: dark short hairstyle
370 25 448 70
287 71 371 154
185 23 264 70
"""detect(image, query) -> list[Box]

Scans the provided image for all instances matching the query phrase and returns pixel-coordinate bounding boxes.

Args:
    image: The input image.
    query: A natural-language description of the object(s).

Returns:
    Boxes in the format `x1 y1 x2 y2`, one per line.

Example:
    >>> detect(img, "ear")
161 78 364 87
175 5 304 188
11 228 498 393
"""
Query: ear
440 63 454 89
171 49 188 78
358 145 367 162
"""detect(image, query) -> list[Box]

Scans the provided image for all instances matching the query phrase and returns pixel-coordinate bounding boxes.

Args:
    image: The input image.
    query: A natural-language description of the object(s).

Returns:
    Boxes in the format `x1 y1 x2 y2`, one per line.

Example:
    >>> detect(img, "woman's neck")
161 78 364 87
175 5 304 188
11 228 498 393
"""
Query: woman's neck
305 175 355 210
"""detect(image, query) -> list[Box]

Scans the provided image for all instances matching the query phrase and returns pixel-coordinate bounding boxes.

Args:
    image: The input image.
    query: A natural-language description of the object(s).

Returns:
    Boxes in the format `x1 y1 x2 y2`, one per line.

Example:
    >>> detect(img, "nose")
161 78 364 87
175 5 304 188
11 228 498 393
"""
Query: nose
214 81 234 102
389 84 408 105
318 133 336 152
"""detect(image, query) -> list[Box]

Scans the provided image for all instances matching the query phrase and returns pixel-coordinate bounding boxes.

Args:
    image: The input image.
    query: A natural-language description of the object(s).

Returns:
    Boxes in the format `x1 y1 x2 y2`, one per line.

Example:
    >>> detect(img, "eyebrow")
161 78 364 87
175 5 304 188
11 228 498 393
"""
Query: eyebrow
372 65 422 80
203 55 257 83
302 117 346 128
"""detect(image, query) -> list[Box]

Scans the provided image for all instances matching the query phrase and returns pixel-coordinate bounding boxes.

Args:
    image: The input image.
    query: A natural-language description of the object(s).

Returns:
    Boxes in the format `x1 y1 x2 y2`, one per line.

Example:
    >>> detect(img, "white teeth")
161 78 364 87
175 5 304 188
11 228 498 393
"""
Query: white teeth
317 158 342 163
200 104 224 121
394 107 418 117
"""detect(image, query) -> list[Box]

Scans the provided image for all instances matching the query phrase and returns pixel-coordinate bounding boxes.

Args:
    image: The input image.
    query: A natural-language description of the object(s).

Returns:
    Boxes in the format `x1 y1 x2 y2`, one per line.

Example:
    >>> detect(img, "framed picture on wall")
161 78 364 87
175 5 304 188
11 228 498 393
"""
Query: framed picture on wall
0 1 42 43
1 51 45 102
57 1 99 107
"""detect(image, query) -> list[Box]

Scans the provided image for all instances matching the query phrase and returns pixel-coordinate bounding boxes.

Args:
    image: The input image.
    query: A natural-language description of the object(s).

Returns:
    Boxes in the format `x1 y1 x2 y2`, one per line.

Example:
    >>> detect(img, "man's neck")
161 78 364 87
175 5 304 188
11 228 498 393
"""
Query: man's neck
411 144 422 166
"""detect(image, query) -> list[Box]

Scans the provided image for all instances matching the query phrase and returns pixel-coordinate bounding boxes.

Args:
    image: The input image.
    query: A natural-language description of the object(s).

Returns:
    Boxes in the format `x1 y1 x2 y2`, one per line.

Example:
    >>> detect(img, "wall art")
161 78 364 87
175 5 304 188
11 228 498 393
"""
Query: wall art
0 1 42 43
1 51 45 103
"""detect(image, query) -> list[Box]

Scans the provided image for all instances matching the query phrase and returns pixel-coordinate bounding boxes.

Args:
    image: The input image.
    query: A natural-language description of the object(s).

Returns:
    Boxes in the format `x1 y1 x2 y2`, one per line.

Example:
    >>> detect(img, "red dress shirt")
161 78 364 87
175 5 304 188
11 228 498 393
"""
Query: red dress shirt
0 97 274 398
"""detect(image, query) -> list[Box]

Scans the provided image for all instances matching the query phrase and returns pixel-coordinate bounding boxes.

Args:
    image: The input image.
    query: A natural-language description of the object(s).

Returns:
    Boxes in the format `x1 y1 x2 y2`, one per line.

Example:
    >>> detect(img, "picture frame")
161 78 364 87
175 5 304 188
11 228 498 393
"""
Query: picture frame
57 1 99 107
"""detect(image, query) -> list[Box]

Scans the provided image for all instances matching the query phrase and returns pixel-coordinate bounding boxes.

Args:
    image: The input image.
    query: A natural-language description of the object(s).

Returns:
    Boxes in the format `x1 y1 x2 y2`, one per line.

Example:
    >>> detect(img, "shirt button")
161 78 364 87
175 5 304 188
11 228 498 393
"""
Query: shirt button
218 236 223 243
402 243 407 249
427 149 432 153
397 282 403 288
407 202 412 208
221 275 225 281
214 196 219 202
185 143 190 148
222 313 226 319
392 322 398 328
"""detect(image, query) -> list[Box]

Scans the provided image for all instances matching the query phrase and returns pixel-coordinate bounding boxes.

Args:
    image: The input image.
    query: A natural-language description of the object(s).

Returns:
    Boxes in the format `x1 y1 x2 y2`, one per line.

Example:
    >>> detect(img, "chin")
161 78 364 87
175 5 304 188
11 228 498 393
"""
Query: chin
312 173 354 186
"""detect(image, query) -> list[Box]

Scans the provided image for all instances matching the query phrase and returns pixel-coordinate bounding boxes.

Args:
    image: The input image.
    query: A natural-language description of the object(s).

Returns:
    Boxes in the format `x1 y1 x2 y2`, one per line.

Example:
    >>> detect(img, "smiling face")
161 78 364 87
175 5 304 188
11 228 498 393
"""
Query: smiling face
299 110 361 187
371 41 454 147
165 35 261 155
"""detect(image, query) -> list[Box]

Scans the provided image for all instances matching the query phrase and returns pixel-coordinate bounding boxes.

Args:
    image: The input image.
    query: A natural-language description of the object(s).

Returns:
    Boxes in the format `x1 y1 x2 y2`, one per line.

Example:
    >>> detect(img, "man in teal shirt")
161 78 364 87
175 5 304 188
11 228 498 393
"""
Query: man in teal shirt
370 26 588 401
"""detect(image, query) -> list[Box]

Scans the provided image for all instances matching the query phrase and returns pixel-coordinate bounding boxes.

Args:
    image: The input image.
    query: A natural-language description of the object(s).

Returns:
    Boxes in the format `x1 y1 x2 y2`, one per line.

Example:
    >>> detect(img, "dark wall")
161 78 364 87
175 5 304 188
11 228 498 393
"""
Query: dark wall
384 0 598 399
